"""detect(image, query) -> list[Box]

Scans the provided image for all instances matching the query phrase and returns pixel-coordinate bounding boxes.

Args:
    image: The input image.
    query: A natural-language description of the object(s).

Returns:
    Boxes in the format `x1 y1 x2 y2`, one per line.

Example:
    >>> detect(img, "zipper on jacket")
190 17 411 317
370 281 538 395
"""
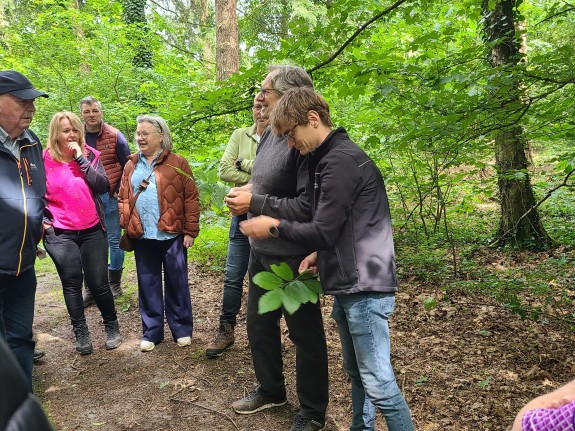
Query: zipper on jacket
15 142 39 276
15 158 27 276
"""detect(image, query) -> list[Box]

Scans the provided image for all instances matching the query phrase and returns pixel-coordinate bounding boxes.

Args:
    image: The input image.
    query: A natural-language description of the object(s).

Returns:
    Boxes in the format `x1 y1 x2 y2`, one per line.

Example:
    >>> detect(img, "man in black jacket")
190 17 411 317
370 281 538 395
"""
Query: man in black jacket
225 66 328 431
0 70 48 391
239 87 414 431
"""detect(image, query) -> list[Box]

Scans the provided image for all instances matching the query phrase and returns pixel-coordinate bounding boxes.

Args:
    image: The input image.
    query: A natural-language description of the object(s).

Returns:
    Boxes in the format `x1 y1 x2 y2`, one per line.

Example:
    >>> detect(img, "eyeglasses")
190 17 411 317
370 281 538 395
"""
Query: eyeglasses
282 125 298 141
259 87 277 98
135 131 160 139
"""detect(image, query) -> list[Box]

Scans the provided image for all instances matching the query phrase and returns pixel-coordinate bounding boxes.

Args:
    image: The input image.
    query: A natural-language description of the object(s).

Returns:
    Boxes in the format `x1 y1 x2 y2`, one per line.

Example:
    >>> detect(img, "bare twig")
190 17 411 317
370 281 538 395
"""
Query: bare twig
169 399 239 430
308 0 411 73
535 5 575 25
495 166 575 243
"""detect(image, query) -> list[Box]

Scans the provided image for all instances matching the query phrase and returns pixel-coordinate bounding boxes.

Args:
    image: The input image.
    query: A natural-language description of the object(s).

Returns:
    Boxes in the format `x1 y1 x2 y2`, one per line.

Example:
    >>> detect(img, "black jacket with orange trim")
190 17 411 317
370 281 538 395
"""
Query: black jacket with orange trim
0 130 46 276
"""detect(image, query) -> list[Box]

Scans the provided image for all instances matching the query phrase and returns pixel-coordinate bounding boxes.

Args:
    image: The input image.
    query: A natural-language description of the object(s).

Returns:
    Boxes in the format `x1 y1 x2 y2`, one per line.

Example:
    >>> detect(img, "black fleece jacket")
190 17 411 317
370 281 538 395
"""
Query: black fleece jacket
0 130 46 276
279 127 399 296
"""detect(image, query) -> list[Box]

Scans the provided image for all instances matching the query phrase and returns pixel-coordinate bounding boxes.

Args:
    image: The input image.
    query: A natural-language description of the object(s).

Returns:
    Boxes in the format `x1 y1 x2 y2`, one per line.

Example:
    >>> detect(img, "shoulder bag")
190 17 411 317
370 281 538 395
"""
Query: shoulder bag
119 169 156 252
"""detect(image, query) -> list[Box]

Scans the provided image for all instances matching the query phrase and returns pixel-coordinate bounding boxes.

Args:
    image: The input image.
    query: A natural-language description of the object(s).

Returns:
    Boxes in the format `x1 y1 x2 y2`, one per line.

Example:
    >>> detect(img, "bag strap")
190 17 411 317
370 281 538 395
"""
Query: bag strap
126 168 156 223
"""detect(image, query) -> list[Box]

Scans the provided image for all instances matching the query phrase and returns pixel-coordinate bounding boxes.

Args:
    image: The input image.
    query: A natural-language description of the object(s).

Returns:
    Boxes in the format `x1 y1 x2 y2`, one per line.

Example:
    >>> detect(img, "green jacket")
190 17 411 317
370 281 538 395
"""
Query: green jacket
218 124 258 186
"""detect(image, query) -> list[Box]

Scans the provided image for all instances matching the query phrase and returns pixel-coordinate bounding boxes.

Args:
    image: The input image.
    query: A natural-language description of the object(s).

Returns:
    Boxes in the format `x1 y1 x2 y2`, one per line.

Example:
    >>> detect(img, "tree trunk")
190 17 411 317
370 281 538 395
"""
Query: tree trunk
215 0 239 81
122 0 153 68
482 0 552 250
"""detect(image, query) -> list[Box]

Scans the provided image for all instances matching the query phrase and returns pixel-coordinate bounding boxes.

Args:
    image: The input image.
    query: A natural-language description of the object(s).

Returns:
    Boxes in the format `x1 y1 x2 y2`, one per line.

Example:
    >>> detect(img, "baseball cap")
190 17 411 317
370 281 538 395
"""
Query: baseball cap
0 70 48 99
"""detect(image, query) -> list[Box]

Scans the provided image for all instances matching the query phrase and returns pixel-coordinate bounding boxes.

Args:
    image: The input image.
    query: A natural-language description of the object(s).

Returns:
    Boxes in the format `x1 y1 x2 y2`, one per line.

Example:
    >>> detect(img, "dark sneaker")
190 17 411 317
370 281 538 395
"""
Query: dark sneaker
206 322 235 358
232 389 287 414
289 414 326 431
104 320 121 350
33 349 45 363
73 324 93 355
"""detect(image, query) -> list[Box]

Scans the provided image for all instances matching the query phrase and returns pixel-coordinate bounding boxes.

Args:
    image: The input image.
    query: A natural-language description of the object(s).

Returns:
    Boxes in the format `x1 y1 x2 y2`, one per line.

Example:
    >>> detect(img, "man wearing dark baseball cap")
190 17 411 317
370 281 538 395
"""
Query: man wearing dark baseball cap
0 70 48 392
0 70 49 100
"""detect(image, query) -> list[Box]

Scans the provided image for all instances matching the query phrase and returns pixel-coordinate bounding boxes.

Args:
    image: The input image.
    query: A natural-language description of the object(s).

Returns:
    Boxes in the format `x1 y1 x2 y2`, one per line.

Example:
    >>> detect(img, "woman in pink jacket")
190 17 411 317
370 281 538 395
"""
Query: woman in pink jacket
42 111 120 355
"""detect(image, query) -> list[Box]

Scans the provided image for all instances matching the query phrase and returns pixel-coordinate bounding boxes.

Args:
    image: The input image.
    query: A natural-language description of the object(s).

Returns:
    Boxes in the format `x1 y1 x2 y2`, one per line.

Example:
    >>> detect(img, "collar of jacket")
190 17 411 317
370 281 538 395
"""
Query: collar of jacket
310 126 347 158
129 148 170 165
245 123 259 141
84 121 107 138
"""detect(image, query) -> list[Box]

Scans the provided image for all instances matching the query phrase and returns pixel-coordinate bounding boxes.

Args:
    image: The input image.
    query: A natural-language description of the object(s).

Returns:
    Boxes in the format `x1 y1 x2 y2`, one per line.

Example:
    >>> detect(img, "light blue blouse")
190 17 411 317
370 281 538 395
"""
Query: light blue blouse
131 151 178 241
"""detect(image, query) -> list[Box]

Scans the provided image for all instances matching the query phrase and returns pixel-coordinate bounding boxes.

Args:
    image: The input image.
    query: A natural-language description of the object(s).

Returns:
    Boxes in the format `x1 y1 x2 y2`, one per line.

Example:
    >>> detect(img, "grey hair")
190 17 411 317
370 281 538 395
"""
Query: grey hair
268 65 314 97
137 114 173 151
79 96 102 112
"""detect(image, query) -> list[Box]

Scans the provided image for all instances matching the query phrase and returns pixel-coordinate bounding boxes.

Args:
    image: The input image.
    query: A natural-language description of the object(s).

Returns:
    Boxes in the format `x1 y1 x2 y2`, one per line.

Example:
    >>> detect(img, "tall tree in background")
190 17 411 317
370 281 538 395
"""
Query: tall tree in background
482 0 552 250
215 0 239 80
123 0 153 68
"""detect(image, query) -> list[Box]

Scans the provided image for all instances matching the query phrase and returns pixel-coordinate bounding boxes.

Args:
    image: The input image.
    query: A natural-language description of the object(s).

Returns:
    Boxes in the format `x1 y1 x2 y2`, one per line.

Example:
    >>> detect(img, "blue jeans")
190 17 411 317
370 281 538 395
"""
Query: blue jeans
220 214 250 325
0 268 37 391
99 193 124 271
44 225 117 327
331 292 413 431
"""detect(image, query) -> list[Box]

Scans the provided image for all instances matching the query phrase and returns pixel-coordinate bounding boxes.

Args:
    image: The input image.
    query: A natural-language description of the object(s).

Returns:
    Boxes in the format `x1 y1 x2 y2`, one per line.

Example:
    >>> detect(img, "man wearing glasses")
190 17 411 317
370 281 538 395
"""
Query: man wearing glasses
80 96 131 305
206 95 268 358
239 87 415 431
225 65 329 431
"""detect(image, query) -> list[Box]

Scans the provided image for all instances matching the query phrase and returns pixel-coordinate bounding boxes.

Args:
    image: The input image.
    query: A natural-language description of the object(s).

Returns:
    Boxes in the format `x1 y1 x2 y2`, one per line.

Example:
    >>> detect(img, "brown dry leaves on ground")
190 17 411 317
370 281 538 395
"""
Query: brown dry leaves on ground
33 254 575 431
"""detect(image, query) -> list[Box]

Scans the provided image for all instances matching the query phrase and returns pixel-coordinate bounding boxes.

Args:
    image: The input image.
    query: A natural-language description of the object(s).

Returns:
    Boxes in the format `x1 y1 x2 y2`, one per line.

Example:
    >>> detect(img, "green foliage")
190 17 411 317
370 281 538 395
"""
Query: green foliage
253 264 322 315
187 220 228 270
2 0 575 322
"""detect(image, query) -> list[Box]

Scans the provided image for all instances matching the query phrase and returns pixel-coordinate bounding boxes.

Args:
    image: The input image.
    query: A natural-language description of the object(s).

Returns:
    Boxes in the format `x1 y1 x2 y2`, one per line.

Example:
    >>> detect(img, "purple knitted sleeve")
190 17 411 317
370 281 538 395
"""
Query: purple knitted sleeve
522 400 575 431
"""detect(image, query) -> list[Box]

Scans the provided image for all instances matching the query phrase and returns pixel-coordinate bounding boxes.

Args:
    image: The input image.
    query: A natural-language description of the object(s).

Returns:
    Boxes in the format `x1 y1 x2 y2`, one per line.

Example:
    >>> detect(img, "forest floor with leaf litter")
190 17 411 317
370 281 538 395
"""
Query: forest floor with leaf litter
33 249 575 431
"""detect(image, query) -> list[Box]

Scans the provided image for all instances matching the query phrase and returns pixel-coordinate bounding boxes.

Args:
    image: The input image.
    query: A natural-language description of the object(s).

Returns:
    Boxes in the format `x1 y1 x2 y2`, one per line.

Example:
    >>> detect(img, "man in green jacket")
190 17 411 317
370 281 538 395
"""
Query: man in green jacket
206 95 268 358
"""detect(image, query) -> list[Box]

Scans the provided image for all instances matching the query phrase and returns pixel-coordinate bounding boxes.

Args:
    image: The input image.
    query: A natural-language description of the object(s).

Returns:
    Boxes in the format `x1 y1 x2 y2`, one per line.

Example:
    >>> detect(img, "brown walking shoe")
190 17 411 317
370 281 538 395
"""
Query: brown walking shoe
205 322 235 358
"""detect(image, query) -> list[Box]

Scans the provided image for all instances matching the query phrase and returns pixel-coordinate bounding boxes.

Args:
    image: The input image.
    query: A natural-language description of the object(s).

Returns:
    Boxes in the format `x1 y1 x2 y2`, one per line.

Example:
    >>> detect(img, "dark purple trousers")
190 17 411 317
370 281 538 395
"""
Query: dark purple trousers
133 236 193 343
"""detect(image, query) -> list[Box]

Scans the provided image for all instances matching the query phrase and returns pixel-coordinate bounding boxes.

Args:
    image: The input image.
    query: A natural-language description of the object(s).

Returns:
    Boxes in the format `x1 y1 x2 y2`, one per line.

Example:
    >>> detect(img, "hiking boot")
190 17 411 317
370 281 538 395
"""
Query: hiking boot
82 287 95 308
109 268 123 298
289 414 326 431
104 319 121 350
231 389 287 415
33 349 45 363
73 324 93 355
205 322 234 358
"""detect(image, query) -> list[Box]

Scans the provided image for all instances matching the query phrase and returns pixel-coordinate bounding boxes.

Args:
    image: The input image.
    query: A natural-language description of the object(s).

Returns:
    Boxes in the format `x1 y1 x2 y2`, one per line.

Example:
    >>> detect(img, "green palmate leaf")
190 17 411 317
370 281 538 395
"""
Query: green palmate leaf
286 280 312 304
253 272 284 291
259 289 284 314
299 270 318 281
270 262 295 281
282 288 303 315
304 279 323 295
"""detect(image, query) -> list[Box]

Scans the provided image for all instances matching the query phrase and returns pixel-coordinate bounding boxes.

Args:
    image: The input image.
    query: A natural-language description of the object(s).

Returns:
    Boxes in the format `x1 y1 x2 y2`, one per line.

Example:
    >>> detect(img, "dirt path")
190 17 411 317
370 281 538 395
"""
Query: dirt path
33 261 575 431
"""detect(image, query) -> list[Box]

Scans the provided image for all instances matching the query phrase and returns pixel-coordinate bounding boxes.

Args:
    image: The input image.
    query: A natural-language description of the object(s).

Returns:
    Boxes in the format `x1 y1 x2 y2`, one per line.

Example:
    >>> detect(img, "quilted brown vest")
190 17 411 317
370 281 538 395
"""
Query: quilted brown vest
94 123 122 194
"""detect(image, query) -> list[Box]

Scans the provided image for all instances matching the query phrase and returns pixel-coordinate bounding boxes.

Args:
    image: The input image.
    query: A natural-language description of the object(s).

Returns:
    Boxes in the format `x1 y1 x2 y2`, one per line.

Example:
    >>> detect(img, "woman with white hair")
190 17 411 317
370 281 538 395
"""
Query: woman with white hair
119 115 199 352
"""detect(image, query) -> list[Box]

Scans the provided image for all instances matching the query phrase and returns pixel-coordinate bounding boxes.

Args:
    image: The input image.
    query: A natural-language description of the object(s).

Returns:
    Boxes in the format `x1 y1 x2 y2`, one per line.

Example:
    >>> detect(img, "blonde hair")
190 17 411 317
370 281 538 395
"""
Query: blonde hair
47 111 86 162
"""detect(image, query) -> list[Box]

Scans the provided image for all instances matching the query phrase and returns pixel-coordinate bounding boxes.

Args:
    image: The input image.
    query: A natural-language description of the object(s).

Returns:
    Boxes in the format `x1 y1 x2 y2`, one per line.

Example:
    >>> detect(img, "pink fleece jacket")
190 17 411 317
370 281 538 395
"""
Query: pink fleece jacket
44 147 100 230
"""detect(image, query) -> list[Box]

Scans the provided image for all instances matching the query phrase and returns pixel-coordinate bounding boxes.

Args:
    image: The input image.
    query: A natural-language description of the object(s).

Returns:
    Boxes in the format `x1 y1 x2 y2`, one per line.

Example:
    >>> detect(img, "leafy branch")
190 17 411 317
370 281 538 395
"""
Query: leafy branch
253 262 323 315
308 0 411 73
